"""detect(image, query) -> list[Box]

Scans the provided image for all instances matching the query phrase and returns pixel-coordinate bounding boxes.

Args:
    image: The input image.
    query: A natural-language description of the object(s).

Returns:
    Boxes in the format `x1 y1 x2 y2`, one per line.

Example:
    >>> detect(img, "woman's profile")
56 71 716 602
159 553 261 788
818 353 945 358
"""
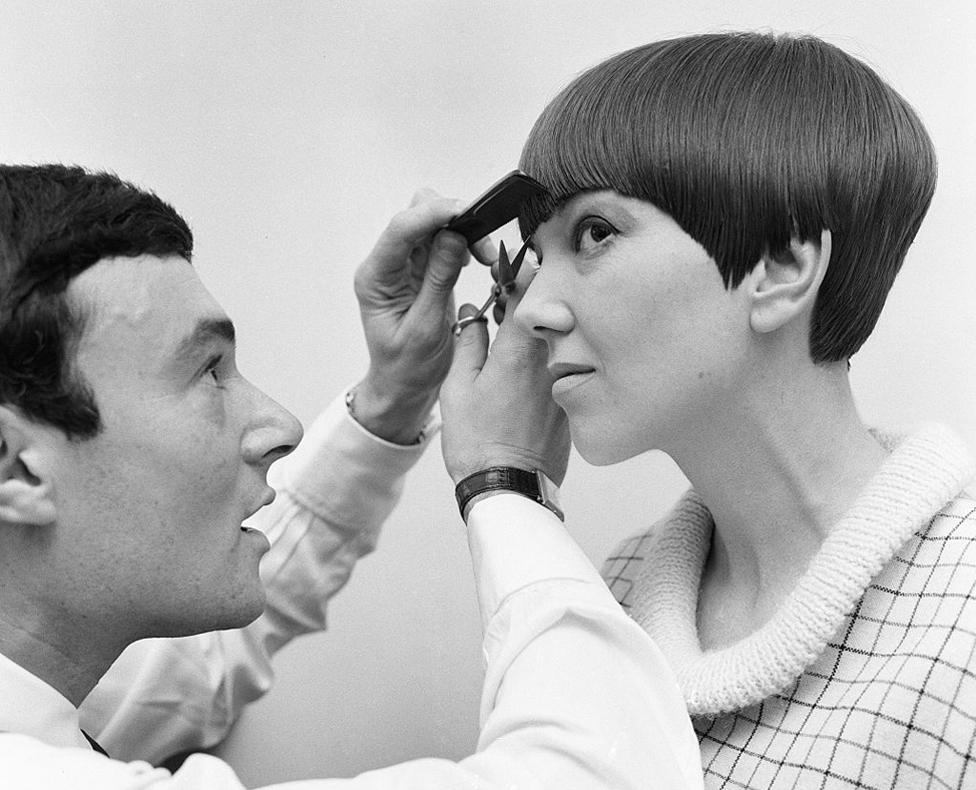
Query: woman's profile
444 31 976 788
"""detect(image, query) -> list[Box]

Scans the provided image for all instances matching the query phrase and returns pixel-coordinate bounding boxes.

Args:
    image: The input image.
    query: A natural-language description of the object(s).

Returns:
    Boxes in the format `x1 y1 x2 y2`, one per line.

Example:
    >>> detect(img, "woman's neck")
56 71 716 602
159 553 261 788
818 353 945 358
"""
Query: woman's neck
670 362 887 649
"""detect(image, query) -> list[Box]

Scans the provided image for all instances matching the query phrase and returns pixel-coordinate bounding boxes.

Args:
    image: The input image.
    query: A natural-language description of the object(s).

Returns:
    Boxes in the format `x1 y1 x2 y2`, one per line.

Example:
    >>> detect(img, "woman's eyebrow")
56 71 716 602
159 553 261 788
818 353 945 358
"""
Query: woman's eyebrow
572 192 639 226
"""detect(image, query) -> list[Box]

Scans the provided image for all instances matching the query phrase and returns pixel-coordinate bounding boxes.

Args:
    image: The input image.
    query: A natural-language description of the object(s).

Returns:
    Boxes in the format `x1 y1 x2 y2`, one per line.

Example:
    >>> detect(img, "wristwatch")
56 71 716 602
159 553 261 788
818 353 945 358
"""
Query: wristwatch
455 467 564 522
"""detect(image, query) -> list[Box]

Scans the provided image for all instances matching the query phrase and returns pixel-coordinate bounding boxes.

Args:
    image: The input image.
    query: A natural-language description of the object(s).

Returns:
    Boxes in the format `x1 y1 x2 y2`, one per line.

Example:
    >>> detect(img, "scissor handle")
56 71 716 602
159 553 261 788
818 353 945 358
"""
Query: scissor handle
451 286 500 335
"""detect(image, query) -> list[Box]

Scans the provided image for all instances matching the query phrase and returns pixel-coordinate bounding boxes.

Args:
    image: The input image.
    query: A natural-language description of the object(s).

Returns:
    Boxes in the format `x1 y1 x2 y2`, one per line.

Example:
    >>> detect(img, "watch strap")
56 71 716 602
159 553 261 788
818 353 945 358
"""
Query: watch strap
455 467 564 522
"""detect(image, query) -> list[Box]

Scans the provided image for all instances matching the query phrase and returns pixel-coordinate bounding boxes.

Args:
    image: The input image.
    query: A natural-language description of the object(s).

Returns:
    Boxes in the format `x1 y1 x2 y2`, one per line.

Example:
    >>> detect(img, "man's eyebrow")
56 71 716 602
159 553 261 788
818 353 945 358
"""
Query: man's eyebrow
173 317 236 363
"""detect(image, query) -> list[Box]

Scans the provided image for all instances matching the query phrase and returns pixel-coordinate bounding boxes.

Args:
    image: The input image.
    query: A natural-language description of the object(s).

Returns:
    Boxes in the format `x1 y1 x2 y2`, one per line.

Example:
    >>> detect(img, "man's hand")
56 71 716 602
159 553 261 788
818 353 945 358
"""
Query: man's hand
440 269 570 488
352 190 491 444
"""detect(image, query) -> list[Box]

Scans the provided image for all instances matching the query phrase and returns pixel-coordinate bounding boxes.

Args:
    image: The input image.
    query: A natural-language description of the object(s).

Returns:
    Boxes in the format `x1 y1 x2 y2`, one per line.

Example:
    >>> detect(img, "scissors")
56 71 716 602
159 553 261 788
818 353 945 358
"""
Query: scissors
443 170 547 335
451 238 532 334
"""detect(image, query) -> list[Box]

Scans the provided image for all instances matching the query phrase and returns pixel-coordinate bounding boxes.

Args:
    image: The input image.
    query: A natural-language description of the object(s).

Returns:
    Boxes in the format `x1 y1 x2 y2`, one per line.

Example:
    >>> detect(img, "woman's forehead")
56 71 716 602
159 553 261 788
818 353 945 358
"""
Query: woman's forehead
531 191 652 237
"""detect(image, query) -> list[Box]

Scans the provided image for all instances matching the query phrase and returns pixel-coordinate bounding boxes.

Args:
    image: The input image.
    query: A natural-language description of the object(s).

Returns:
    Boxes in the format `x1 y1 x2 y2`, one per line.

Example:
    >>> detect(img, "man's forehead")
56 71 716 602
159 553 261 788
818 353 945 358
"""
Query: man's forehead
68 254 230 356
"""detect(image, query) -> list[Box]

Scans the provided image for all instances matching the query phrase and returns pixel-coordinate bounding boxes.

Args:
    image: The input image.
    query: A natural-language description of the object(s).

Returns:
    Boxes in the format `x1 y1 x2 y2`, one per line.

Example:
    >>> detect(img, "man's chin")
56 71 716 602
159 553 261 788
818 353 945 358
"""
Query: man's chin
222 585 267 630
150 588 266 639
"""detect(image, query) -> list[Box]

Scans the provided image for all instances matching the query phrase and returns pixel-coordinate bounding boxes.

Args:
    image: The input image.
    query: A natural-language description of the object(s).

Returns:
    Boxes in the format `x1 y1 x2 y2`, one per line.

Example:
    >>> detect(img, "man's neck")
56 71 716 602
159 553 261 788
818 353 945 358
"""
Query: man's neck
0 607 122 707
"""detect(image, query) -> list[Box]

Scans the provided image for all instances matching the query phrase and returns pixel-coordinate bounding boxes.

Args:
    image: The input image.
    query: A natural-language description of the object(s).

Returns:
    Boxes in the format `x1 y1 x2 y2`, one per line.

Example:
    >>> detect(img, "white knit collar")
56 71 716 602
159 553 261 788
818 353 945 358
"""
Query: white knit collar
629 423 975 717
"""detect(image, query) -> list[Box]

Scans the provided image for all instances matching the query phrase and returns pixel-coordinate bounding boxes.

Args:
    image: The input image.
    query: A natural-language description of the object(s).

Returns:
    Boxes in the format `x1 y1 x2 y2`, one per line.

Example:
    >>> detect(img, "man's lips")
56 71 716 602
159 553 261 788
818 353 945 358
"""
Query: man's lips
241 488 276 530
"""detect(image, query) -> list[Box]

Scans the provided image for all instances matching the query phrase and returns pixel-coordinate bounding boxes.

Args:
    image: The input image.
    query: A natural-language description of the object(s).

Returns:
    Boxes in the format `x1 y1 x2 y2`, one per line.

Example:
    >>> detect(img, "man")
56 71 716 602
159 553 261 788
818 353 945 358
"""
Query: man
0 165 702 788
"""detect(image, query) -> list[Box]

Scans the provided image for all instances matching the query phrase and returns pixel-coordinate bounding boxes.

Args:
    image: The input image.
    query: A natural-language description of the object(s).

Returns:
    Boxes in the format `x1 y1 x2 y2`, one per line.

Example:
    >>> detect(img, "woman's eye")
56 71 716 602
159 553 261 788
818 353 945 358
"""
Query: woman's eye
576 218 616 253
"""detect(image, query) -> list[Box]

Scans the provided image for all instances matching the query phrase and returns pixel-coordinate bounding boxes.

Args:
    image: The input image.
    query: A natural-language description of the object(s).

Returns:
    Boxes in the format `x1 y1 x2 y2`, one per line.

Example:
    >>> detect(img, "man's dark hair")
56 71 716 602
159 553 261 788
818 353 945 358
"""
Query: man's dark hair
518 32 937 363
0 165 193 437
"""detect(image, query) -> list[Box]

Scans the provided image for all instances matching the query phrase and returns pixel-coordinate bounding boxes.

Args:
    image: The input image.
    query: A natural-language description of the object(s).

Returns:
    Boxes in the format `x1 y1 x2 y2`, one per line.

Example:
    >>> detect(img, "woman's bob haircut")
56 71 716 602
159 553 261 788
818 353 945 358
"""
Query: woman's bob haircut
518 32 936 363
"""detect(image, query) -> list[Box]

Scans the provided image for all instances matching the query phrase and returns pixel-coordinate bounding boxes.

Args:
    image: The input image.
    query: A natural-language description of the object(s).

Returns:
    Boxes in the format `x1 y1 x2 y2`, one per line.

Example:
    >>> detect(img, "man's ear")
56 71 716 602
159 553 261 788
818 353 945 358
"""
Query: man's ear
749 229 831 335
0 406 57 525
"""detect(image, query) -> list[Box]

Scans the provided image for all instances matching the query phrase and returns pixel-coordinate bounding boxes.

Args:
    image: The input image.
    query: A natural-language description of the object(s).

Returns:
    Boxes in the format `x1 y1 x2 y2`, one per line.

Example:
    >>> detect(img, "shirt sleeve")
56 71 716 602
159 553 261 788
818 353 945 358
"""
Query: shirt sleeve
15 492 703 790
79 391 433 764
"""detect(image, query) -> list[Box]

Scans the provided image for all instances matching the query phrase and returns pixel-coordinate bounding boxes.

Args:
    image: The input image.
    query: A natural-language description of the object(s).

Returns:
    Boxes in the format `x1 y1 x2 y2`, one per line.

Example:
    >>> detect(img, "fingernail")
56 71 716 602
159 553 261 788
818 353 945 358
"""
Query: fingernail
435 232 467 257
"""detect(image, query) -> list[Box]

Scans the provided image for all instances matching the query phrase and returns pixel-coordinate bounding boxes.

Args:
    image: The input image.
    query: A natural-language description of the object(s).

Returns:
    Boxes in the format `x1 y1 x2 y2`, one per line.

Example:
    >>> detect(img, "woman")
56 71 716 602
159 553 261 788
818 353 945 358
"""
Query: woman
442 32 976 788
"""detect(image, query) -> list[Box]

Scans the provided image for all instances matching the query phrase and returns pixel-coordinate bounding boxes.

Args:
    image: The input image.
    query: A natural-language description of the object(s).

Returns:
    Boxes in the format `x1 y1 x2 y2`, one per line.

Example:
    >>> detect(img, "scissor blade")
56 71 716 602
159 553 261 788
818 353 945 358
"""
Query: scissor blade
497 240 513 285
510 238 531 278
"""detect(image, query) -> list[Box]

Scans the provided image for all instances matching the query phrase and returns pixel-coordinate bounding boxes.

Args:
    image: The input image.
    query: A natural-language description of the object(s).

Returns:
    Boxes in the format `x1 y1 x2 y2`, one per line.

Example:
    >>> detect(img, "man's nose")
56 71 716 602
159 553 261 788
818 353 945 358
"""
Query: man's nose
242 389 304 466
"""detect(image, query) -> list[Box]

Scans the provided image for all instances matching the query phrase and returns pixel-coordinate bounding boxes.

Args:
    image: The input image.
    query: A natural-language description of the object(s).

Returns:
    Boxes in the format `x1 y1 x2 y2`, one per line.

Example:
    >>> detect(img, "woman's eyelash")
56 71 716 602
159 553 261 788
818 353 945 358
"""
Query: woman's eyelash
574 217 616 250
528 216 616 265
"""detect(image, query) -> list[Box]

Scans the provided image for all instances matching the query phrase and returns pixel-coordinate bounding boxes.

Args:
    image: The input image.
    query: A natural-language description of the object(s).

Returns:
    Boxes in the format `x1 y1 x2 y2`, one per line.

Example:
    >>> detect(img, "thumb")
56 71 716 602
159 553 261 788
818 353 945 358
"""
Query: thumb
447 304 489 385
412 230 468 318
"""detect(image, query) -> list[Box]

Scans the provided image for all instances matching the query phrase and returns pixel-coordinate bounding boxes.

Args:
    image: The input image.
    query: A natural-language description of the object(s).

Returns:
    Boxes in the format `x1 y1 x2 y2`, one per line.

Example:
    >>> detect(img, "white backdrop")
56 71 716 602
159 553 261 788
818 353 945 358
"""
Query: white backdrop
1 1 973 784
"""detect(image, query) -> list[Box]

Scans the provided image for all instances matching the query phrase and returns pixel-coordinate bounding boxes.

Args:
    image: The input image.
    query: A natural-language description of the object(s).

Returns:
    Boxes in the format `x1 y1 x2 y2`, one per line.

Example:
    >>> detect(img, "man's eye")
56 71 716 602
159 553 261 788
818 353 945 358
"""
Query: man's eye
575 218 616 253
203 355 223 385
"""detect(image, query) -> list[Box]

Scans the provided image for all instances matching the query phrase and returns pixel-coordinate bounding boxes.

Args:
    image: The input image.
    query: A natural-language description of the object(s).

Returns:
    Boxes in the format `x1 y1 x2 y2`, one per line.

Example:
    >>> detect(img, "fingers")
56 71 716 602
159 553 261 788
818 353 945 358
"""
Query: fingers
410 229 469 318
447 304 489 383
470 236 497 266
365 196 466 281
440 294 568 487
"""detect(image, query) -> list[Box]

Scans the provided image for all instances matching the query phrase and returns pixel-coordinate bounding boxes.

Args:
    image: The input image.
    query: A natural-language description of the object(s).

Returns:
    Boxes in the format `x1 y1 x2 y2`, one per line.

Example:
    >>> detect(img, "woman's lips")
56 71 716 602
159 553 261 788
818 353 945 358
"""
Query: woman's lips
548 363 595 398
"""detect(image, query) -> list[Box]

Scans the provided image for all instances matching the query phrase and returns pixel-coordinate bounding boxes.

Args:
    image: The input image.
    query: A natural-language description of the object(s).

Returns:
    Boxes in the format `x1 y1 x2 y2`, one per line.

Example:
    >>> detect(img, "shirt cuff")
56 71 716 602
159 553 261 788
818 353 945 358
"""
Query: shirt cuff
276 388 438 530
466 493 607 627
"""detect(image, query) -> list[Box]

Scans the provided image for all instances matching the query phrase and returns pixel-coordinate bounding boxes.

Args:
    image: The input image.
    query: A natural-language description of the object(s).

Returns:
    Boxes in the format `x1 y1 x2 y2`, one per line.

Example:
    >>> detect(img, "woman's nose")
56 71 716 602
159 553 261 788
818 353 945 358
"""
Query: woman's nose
514 265 574 337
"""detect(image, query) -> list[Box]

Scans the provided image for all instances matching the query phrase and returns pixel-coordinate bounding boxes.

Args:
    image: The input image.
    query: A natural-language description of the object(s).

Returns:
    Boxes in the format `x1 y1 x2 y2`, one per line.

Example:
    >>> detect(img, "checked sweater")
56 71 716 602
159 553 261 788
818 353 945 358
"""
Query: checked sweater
603 424 976 788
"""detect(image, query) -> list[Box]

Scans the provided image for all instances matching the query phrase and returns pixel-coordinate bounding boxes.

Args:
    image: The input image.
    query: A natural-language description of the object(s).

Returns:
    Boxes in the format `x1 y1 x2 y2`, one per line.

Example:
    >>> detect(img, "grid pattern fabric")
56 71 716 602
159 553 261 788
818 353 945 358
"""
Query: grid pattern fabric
602 497 976 788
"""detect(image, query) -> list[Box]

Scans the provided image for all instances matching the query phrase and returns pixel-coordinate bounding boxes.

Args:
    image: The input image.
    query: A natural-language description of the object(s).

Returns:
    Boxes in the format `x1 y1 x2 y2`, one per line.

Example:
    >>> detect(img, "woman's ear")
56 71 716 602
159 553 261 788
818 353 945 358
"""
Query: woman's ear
0 406 57 525
749 229 832 335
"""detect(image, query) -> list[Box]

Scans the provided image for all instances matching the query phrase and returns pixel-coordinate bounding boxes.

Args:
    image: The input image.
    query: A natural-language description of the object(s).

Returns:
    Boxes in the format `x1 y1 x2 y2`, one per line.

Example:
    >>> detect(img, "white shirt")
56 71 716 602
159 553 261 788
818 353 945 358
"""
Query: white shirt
0 394 703 789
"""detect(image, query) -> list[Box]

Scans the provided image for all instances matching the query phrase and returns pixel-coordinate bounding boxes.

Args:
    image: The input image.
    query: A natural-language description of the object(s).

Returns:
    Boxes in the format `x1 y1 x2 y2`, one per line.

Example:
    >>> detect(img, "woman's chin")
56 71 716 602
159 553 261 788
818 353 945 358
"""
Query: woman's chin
572 429 643 467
